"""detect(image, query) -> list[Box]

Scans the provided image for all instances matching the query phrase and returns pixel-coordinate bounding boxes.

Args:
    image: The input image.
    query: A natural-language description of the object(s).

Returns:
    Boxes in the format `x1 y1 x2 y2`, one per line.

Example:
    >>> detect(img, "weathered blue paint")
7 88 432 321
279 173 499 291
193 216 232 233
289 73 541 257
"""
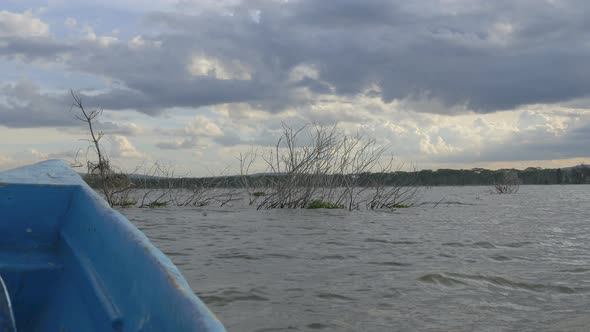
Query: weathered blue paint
0 160 225 332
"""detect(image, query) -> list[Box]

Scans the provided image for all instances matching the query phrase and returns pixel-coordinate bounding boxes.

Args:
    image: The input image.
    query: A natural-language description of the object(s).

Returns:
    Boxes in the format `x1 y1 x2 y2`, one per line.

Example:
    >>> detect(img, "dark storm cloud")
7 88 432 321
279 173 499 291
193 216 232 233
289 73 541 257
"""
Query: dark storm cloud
0 37 72 60
292 0 404 27
0 80 77 127
0 81 143 130
83 79 276 115
113 0 590 113
3 0 590 121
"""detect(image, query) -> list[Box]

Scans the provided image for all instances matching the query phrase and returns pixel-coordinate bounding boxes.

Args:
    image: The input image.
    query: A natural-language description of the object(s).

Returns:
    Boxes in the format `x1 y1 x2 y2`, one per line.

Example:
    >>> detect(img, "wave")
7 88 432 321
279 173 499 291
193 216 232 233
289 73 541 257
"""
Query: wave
419 272 582 294
216 252 259 260
367 261 412 267
489 254 512 261
440 241 535 249
501 241 535 248
442 241 496 249
419 273 468 286
365 238 418 245
317 254 357 260
200 288 269 306
262 253 297 259
316 292 356 301
558 267 590 273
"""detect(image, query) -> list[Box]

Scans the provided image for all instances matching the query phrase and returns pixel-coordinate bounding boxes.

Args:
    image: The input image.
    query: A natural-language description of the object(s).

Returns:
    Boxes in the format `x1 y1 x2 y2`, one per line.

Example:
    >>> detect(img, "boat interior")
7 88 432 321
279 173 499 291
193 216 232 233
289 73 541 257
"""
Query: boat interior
0 184 126 331
0 166 222 332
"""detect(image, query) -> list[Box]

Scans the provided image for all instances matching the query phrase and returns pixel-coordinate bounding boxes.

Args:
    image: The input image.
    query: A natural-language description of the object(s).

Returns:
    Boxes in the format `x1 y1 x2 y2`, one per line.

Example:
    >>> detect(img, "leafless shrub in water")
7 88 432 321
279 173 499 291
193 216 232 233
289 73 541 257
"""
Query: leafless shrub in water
71 90 135 207
136 164 238 208
494 170 520 194
366 162 422 209
254 124 421 210
237 148 262 205
136 162 175 208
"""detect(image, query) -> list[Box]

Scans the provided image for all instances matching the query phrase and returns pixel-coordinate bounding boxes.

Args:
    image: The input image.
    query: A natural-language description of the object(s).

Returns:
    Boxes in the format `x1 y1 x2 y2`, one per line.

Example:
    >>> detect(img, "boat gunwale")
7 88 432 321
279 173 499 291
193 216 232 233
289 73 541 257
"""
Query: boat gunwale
0 160 225 331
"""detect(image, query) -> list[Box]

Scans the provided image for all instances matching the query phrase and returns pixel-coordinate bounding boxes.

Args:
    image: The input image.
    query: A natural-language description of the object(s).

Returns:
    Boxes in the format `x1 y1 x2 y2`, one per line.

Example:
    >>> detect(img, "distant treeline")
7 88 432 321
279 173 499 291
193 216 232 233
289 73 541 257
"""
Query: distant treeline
83 166 590 189
413 167 590 186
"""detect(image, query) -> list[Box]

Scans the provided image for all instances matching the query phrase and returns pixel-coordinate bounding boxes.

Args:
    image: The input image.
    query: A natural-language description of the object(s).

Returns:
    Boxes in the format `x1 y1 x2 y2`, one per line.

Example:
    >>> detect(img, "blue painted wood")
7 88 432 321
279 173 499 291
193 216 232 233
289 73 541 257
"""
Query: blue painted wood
0 160 225 331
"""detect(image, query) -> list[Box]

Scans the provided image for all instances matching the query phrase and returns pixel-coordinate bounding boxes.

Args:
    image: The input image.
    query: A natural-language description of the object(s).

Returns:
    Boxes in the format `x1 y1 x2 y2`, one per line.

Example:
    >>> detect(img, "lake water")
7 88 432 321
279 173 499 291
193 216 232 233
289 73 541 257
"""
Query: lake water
120 185 590 331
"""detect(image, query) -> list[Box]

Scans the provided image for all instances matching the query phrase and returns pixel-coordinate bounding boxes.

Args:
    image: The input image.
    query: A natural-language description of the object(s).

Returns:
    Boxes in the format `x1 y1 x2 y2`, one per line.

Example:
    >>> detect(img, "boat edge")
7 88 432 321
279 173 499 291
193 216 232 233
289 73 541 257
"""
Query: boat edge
0 160 225 331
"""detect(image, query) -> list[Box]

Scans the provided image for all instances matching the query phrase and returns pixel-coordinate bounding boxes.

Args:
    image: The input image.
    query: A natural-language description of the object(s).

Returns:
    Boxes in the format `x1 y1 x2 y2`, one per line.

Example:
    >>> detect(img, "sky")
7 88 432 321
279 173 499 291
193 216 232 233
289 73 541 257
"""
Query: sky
1 0 589 176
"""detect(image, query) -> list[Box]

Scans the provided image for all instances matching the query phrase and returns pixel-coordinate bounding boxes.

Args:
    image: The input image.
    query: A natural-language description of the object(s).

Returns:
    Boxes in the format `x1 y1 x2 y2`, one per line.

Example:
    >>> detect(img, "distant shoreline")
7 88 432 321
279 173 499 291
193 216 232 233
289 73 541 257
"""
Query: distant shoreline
83 165 590 188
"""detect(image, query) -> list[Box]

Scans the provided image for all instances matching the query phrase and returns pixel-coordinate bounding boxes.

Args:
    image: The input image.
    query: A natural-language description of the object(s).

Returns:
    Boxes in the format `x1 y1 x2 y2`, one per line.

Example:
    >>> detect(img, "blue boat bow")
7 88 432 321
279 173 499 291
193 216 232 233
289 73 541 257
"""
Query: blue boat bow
0 160 225 331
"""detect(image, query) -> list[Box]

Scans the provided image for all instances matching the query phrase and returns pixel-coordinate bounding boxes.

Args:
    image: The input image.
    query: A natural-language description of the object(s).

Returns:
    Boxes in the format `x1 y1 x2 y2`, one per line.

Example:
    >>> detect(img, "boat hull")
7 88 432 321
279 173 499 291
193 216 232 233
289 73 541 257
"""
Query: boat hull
0 160 225 331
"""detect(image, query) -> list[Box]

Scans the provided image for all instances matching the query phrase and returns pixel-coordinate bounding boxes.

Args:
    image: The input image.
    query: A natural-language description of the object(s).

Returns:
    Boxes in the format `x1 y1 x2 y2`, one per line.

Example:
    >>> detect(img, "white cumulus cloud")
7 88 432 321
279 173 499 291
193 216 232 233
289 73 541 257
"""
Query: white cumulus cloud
0 10 49 38
109 135 143 158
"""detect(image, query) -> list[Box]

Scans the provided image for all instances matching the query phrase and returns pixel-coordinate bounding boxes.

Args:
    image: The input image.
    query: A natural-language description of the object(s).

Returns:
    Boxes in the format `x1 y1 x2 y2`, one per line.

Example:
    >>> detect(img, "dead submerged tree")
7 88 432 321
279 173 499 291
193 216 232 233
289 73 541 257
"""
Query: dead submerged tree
136 162 175 208
134 162 240 208
494 170 520 194
253 124 422 210
71 91 240 209
237 148 267 206
71 91 135 207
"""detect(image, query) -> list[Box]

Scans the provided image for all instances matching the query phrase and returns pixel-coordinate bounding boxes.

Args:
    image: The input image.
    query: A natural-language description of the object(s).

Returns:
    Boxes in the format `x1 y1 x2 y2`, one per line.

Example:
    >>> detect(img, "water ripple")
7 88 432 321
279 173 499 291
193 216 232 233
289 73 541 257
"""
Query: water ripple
316 292 356 302
200 288 269 306
442 241 496 249
364 238 418 245
124 185 590 331
367 261 412 267
420 272 582 294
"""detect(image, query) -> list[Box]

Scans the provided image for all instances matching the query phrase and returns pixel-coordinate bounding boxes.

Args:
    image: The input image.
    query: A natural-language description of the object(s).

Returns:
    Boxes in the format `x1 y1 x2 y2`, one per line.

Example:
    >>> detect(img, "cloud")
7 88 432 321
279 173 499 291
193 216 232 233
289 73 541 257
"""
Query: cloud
431 108 590 163
81 25 119 47
3 2 590 115
96 121 143 136
0 10 49 38
3 2 590 173
0 37 72 61
29 148 48 159
181 115 224 137
0 81 149 132
154 115 223 149
0 80 77 127
156 137 199 150
64 17 77 28
188 55 252 80
28 148 80 161
99 1 590 113
109 135 143 158
0 153 15 170
0 147 85 171
0 10 71 62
